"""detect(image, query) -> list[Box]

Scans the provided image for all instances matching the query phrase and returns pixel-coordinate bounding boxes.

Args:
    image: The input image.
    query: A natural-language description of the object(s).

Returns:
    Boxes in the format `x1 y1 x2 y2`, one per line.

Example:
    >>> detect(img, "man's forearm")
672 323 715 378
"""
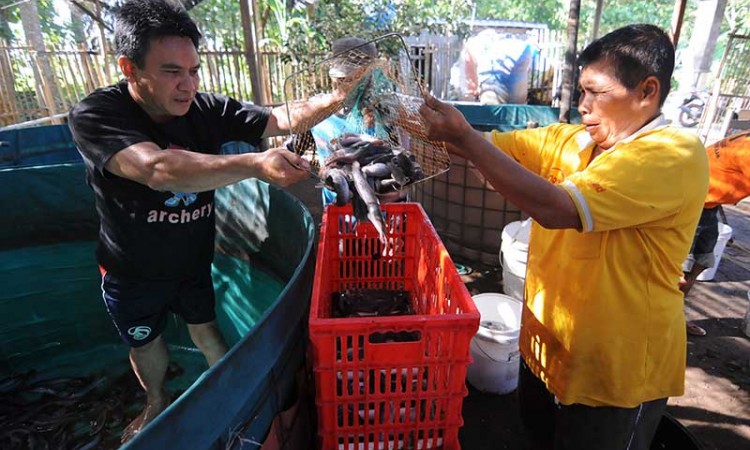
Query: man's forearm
134 149 262 193
456 130 581 229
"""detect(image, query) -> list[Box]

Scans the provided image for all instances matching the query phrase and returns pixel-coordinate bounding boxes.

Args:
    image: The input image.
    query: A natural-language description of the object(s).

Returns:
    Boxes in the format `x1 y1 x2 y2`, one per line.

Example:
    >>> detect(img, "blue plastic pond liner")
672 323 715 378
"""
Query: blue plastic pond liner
451 102 580 131
0 162 98 248
0 124 80 168
0 241 112 375
0 126 317 449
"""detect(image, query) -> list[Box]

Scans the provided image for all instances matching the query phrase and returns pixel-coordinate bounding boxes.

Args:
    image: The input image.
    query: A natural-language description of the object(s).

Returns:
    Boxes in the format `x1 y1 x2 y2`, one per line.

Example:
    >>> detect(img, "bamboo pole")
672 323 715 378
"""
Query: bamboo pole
64 48 85 104
55 48 78 109
221 52 230 96
78 44 97 93
231 50 244 101
0 44 20 125
94 0 111 84
29 50 59 119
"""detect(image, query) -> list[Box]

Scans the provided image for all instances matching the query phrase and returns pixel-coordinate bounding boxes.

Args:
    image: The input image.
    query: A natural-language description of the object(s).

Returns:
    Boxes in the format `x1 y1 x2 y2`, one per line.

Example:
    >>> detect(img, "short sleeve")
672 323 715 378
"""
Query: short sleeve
198 94 270 146
68 89 152 174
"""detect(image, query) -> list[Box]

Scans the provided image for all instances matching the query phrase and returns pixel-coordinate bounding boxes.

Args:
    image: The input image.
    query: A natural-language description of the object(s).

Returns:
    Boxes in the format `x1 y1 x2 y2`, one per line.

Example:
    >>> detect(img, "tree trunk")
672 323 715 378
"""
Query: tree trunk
591 0 604 41
19 0 58 118
686 0 728 89
559 0 581 124
69 4 87 45
240 0 265 105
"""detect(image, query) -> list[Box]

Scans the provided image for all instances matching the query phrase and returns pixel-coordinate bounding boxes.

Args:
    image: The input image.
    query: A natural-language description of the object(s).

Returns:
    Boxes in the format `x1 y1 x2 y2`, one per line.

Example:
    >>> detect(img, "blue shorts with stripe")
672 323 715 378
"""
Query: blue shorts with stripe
100 267 216 348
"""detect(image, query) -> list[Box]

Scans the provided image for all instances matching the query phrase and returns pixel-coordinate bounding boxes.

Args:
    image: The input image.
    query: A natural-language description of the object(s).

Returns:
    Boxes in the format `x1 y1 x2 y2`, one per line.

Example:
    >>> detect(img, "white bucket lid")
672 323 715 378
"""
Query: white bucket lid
471 293 522 343
501 219 532 253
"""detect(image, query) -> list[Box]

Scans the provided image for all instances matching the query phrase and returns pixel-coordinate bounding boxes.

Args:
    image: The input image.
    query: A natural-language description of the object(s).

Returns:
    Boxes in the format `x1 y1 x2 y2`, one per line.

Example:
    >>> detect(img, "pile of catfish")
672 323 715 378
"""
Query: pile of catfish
320 133 425 244
332 288 414 319
0 364 183 449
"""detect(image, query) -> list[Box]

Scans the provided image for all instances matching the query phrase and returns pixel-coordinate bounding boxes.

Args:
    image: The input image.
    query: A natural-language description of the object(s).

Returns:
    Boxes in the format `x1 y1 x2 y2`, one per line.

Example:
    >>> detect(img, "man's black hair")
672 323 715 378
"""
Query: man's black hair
579 24 674 107
114 0 201 68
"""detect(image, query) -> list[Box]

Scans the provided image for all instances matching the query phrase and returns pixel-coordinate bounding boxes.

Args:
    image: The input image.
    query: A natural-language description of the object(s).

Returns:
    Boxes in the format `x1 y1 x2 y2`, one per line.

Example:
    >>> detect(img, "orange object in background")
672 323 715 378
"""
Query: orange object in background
704 131 750 209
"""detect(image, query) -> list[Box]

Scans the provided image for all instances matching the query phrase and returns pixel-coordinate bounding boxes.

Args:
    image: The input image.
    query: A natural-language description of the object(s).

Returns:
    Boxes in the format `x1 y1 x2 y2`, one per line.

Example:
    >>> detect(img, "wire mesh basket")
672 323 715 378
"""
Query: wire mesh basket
282 33 450 184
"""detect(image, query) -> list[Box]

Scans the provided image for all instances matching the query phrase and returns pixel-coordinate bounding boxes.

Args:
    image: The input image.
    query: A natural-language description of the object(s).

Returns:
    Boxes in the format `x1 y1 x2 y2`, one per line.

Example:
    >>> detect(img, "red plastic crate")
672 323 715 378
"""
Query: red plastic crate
309 203 480 450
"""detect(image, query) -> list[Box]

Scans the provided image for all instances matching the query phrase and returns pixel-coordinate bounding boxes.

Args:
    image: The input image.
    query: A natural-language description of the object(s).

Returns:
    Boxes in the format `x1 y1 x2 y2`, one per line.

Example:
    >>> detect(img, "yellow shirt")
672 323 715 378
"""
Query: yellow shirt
489 116 708 407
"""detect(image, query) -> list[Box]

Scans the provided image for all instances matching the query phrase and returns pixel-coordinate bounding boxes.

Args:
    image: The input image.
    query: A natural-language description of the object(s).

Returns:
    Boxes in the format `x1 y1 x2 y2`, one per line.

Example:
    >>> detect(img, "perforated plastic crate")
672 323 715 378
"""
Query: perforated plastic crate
309 203 479 450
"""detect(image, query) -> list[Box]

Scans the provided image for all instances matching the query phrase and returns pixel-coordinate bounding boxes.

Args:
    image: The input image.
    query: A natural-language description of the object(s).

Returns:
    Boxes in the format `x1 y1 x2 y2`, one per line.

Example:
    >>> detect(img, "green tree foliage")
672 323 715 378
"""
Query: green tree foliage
0 0 68 44
256 0 316 60
7 0 747 67
474 0 567 29
724 0 750 33
0 0 13 42
579 0 675 42
190 0 315 56
190 0 243 49
308 0 472 53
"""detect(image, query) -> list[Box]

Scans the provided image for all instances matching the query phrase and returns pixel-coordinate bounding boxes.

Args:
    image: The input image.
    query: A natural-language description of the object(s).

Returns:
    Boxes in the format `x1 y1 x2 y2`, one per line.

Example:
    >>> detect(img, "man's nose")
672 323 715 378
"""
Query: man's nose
577 94 590 116
178 74 198 92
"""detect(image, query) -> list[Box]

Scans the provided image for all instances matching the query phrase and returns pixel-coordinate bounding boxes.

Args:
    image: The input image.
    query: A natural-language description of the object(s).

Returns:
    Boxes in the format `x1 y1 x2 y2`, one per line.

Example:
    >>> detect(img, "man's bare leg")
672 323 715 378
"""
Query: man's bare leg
187 320 228 367
680 263 707 297
681 264 708 336
121 335 171 443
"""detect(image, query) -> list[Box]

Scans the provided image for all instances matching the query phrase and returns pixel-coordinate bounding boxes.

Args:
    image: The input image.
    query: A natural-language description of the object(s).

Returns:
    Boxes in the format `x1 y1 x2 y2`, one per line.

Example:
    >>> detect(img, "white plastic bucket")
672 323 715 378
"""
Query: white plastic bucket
500 219 531 301
466 293 523 395
696 223 733 281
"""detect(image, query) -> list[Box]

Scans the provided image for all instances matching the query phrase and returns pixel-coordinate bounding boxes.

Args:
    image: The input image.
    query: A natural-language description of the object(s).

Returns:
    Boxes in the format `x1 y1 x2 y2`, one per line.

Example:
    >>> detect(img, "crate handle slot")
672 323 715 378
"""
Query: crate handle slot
368 330 422 344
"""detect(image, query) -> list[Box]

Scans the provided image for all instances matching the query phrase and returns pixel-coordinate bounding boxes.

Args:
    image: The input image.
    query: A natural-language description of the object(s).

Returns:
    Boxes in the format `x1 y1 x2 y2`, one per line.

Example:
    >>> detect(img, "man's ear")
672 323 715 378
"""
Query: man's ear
119 56 137 81
640 76 660 103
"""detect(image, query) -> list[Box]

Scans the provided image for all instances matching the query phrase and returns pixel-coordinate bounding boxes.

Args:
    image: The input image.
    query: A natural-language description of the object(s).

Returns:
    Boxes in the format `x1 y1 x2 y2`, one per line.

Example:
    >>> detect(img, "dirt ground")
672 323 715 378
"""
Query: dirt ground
673 201 750 449
286 180 750 450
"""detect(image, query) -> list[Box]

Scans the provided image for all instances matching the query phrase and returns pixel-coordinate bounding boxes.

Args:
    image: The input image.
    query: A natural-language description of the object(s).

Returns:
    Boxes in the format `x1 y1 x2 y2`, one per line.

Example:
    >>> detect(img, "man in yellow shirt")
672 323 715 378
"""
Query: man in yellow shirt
420 24 708 450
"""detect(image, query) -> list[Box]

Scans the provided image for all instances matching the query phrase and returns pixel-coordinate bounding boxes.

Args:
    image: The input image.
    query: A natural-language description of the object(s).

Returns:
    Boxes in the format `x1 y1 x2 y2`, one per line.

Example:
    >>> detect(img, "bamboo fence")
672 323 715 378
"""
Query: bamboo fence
0 30 568 128
698 33 750 143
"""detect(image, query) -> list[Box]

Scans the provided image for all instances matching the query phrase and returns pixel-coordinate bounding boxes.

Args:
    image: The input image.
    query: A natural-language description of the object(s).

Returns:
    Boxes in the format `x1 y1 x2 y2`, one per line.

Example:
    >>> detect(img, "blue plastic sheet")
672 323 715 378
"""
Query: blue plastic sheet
0 125 316 449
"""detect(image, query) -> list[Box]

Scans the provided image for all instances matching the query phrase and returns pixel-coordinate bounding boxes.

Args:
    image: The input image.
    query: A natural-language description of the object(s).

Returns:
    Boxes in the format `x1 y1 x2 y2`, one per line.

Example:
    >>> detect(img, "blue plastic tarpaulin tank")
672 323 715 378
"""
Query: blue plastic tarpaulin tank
0 124 316 449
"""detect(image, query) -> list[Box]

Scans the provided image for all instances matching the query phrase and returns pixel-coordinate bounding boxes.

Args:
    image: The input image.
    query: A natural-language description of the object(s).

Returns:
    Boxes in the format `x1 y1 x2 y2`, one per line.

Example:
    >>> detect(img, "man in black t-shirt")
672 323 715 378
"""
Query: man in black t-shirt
68 0 341 442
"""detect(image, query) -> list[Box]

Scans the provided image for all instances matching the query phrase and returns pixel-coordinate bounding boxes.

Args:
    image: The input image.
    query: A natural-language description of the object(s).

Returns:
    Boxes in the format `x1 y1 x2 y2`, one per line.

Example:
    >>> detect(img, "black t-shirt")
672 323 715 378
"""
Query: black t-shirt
68 80 270 280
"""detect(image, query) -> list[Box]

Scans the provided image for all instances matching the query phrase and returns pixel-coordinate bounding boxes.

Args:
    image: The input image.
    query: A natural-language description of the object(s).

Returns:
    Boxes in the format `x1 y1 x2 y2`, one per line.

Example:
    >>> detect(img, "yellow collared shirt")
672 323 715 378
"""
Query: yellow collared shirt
489 118 708 407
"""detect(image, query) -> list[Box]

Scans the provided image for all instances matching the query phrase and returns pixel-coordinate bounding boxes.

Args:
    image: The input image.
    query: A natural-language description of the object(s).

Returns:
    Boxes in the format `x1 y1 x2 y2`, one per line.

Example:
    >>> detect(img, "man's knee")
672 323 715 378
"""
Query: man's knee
131 334 164 353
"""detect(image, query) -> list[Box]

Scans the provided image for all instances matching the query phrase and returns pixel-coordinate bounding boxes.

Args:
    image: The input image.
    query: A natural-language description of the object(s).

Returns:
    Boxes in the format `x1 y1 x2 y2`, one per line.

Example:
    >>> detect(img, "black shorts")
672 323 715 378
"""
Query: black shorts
518 360 667 450
100 267 216 348
688 207 720 268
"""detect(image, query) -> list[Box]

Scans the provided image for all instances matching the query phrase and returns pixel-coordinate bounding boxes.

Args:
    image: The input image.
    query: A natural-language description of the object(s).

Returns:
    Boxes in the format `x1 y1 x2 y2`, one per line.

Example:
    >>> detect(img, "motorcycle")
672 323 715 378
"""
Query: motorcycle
678 90 708 128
